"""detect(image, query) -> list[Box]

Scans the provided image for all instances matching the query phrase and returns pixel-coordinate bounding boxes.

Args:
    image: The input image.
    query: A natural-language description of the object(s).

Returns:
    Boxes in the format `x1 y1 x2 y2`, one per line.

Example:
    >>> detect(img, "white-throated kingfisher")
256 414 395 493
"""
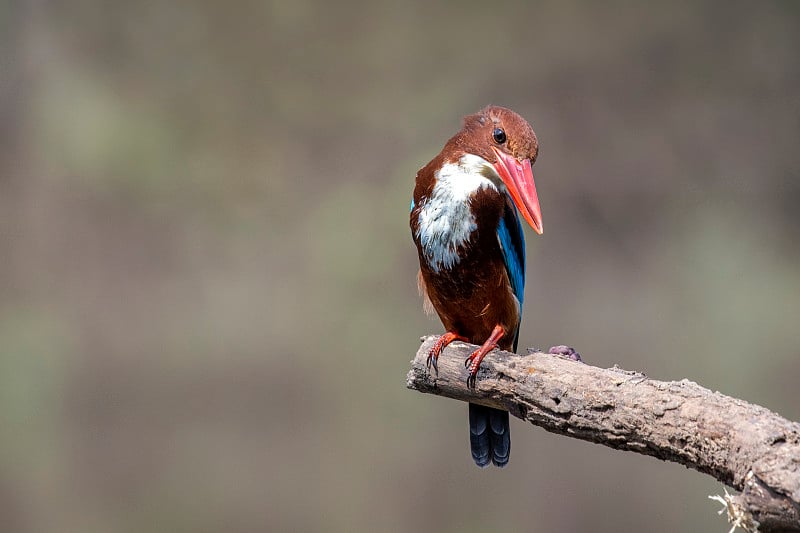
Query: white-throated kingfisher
410 105 543 468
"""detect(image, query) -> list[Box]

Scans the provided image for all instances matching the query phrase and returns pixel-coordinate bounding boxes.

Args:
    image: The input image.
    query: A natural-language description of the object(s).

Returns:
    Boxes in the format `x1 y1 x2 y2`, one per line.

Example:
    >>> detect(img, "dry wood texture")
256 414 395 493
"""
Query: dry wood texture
406 335 800 532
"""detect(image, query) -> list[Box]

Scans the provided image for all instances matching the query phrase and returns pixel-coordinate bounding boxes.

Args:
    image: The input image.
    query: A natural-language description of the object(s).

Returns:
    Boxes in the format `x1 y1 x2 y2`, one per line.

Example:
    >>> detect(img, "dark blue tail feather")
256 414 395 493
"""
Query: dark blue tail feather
469 403 510 468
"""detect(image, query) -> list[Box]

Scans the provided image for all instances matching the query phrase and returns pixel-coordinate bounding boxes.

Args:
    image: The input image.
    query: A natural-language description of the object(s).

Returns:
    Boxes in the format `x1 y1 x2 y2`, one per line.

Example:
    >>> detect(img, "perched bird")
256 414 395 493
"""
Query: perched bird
410 105 543 468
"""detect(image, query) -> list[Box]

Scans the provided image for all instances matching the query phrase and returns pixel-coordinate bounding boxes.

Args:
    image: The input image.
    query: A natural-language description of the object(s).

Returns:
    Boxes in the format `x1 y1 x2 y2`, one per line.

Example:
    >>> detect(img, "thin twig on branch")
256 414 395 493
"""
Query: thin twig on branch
406 335 800 532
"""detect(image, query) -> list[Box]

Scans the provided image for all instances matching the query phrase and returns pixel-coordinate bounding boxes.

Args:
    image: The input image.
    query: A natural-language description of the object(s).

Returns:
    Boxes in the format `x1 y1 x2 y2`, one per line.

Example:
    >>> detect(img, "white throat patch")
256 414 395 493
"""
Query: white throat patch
416 154 498 272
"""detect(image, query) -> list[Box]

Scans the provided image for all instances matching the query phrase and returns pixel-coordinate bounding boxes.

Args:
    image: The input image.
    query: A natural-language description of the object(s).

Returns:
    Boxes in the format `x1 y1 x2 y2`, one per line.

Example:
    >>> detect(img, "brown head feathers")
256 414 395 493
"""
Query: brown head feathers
444 105 539 166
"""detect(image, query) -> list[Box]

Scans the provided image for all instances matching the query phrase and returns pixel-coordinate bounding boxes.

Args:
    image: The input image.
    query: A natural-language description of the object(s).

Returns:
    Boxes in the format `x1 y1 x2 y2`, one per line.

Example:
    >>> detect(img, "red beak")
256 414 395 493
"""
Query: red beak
492 146 543 235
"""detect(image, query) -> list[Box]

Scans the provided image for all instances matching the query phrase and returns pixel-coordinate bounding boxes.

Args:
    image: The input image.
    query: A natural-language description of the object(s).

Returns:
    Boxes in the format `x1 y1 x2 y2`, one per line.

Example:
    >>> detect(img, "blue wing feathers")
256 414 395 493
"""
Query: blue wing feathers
497 198 526 304
497 197 526 351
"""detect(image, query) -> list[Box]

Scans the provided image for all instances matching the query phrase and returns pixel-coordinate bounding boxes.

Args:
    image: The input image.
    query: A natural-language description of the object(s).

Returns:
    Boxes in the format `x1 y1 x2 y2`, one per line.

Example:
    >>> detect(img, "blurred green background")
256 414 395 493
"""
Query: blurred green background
2 1 799 531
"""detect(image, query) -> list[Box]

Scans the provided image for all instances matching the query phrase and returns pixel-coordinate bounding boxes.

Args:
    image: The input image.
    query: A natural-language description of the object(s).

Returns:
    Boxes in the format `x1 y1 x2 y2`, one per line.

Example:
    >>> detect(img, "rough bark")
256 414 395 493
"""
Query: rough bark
406 335 800 532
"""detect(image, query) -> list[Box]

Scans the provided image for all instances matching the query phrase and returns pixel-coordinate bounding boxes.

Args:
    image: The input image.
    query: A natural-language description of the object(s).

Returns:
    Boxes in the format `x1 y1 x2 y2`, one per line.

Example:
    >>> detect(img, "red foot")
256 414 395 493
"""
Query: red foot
464 324 505 389
427 332 469 374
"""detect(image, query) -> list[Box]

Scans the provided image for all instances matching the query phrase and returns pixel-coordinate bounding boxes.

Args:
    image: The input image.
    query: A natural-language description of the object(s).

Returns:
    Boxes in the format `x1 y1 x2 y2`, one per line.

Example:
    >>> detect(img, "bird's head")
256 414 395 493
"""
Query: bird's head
449 105 543 234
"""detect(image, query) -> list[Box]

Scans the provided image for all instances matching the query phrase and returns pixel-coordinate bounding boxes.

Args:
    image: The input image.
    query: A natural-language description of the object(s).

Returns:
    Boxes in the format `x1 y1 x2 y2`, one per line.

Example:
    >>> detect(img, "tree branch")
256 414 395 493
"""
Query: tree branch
406 335 800 532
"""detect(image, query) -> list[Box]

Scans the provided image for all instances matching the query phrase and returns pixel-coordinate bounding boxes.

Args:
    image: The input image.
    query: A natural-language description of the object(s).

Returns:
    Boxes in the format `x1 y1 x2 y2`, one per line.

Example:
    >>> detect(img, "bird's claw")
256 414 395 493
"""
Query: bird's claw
548 345 582 362
426 350 439 374
464 351 481 389
426 332 468 376
461 325 504 390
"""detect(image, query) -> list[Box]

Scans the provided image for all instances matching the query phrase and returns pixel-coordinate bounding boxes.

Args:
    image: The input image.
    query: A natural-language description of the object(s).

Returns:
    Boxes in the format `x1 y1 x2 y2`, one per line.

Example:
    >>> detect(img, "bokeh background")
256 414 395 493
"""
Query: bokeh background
2 1 799 531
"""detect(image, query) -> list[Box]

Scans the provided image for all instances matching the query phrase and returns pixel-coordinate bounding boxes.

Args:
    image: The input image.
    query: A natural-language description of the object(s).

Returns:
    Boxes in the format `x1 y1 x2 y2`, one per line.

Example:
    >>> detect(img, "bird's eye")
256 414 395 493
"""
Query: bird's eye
492 127 506 144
